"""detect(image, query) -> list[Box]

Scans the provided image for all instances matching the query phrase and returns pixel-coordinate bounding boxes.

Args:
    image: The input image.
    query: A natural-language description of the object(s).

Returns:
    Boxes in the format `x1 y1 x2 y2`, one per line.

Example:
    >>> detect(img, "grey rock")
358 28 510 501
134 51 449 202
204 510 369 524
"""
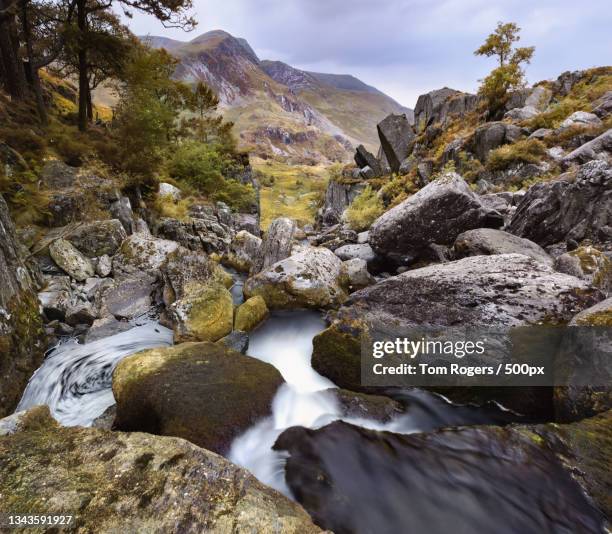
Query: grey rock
453 228 553 266
354 145 380 174
234 213 260 236
504 105 540 121
112 234 179 279
469 121 523 162
529 128 553 140
547 146 566 161
369 173 503 260
416 160 434 187
95 254 112 277
319 180 365 226
156 215 233 255
359 166 377 180
109 197 134 234
334 243 376 263
49 239 95 282
85 315 132 344
414 87 478 129
244 246 348 309
217 330 249 354
65 301 97 326
524 86 552 110
38 276 72 321
66 219 127 257
377 113 416 173
100 276 156 320
592 90 612 118
357 231 369 244
40 160 77 188
251 217 297 274
563 129 612 166
158 182 181 200
223 230 262 273
91 404 116 429
161 246 218 305
560 111 602 129
342 258 375 291
508 160 612 248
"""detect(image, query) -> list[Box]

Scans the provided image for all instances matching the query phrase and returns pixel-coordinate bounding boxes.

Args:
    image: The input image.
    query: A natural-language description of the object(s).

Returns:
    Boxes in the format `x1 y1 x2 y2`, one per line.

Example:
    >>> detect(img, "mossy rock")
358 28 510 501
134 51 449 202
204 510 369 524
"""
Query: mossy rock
571 297 612 326
169 284 234 343
0 406 320 532
112 342 284 454
234 296 269 332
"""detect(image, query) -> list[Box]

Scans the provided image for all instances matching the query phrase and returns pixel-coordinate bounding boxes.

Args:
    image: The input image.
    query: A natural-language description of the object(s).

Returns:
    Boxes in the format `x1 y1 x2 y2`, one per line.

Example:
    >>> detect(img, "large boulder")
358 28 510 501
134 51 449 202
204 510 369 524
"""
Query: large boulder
369 173 503 261
453 228 552 266
342 258 375 291
507 160 612 248
48 238 95 282
560 111 602 129
554 245 611 295
155 215 233 255
593 91 612 118
563 129 612 166
0 196 45 417
319 180 365 226
112 233 179 278
244 247 348 310
250 217 296 274
222 230 262 273
274 417 608 534
99 275 157 320
468 121 523 162
160 247 218 305
113 342 284 454
376 113 416 173
311 254 602 413
413 87 478 128
0 406 319 533
64 219 127 257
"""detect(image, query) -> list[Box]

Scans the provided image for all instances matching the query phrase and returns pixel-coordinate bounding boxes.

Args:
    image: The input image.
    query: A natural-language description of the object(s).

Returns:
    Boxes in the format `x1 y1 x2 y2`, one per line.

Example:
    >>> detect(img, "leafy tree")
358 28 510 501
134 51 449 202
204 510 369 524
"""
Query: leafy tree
475 22 534 118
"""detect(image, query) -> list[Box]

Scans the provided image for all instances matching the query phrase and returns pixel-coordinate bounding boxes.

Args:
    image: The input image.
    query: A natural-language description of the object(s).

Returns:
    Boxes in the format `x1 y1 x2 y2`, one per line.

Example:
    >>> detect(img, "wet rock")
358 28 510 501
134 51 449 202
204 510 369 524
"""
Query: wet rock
95 254 112 277
342 258 375 291
113 342 284 455
244 247 348 310
469 121 523 162
0 406 319 532
354 145 380 175
453 228 552 266
274 419 606 534
234 296 269 332
369 173 503 262
334 389 403 423
90 404 116 430
251 217 297 274
38 276 72 321
85 315 132 344
377 113 416 173
112 234 178 279
169 283 234 342
570 297 612 327
217 330 249 354
65 301 96 326
99 275 156 320
507 160 612 248
49 238 94 282
0 195 45 417
563 129 612 166
223 230 262 273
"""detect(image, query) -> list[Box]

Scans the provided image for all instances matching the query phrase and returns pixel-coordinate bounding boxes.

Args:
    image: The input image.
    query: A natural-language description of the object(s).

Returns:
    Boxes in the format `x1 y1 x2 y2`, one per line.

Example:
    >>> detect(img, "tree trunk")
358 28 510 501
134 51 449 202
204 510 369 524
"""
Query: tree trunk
86 83 93 121
20 0 48 125
0 0 27 99
76 0 88 131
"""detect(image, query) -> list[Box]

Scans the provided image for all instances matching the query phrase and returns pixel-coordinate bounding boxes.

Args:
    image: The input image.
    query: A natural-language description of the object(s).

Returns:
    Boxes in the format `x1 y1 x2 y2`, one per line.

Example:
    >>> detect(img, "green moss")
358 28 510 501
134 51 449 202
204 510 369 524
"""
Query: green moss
486 139 547 171
311 325 362 391
345 185 385 231
234 296 269 332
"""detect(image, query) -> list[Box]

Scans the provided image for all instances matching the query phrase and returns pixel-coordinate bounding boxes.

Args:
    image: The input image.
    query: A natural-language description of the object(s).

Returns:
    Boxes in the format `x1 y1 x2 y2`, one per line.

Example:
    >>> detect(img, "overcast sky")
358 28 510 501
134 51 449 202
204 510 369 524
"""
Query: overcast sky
122 0 612 108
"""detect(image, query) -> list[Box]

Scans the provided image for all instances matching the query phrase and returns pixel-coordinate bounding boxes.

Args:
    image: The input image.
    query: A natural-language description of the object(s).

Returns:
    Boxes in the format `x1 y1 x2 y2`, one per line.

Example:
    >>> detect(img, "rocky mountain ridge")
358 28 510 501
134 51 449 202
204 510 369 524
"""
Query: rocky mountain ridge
142 30 411 163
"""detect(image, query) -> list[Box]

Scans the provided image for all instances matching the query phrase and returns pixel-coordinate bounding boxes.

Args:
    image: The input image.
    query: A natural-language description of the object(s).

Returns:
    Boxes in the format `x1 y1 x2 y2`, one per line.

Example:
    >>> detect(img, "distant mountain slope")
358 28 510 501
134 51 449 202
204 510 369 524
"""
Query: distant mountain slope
141 30 411 163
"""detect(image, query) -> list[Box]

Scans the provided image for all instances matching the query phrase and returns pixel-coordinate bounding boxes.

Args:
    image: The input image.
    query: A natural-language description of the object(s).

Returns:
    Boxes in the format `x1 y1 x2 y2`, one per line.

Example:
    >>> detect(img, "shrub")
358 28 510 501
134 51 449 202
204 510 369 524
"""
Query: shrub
153 194 191 220
486 139 546 171
345 185 385 231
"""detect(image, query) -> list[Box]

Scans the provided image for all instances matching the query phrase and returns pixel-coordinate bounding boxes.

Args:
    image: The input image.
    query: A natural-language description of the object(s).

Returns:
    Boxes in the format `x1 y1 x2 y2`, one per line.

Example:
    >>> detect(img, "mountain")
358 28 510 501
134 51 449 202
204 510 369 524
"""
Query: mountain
142 30 411 163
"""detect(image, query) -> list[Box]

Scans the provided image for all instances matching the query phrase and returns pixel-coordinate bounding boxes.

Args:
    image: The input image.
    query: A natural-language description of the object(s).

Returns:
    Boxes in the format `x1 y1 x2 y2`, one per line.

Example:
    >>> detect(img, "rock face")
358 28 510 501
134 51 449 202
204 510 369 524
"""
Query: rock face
244 247 348 310
0 406 320 533
251 217 296 274
0 196 45 417
369 173 503 261
507 160 612 248
453 228 552 266
469 121 522 162
274 419 607 534
113 342 283 454
376 113 415 172
413 87 479 129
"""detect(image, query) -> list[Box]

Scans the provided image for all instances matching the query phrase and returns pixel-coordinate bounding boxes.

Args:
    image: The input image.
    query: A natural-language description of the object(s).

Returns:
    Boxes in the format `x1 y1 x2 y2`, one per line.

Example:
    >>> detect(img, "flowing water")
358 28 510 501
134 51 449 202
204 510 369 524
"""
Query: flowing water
16 322 173 426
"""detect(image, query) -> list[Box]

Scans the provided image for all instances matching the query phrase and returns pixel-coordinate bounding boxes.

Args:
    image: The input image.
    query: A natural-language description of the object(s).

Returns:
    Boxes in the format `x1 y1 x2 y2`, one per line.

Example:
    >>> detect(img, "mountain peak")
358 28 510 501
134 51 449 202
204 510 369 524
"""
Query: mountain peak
181 30 260 64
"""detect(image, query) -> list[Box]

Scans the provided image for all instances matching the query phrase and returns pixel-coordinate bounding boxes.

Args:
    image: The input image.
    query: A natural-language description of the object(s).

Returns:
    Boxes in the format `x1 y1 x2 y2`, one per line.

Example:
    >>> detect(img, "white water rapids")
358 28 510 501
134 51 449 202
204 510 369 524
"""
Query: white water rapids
16 309 514 497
